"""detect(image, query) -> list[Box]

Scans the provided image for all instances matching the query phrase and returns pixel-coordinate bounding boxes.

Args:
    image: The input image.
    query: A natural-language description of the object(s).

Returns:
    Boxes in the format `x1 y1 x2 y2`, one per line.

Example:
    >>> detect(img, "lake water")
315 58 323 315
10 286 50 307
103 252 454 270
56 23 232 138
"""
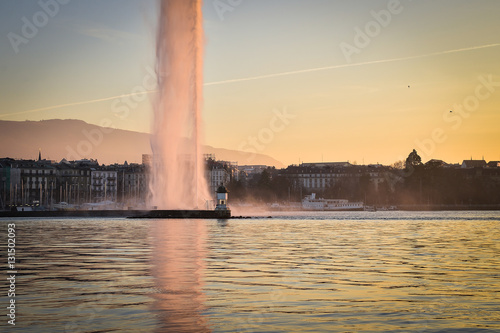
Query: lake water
1 211 499 332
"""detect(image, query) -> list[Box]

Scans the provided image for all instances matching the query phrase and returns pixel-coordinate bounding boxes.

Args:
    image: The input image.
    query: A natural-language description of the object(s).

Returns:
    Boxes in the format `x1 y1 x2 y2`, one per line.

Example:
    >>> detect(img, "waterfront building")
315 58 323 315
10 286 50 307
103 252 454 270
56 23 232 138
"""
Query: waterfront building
56 159 94 205
488 161 500 168
462 159 487 168
113 162 148 207
90 167 117 203
0 158 57 207
205 155 238 195
280 162 388 192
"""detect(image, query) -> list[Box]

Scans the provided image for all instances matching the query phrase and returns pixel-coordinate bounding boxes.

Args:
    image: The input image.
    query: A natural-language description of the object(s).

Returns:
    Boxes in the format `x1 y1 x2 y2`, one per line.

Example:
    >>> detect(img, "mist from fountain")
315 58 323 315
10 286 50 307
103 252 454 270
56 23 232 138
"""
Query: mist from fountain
149 0 210 209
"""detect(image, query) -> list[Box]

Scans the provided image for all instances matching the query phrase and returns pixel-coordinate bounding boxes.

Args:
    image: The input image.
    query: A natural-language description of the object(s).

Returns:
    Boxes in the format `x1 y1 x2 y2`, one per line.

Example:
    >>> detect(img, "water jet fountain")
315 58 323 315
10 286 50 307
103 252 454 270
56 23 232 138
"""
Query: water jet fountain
142 0 230 219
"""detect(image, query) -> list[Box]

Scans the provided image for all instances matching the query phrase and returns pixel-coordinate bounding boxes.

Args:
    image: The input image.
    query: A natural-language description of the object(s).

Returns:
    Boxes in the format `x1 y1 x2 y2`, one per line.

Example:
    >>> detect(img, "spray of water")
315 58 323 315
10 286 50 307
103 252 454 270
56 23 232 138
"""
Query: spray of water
149 0 210 209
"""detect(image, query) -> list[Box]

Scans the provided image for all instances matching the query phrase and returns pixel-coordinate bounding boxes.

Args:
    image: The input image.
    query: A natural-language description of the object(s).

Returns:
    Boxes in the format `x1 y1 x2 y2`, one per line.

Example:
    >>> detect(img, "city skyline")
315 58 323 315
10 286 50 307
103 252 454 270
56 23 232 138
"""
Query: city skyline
1 0 499 166
2 151 499 212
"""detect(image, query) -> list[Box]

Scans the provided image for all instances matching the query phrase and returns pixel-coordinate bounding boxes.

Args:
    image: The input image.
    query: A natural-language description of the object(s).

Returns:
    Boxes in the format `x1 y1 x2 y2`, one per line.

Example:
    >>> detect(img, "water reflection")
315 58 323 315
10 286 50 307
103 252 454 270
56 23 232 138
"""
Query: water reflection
0 218 156 333
150 219 211 332
203 216 500 332
0 212 498 332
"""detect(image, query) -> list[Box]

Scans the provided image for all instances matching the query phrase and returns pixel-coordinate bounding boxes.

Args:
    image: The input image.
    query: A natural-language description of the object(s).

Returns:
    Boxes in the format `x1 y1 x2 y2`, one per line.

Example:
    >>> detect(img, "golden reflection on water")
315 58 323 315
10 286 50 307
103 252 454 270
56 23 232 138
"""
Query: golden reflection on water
0 212 498 332
204 216 500 332
0 219 156 332
150 219 211 333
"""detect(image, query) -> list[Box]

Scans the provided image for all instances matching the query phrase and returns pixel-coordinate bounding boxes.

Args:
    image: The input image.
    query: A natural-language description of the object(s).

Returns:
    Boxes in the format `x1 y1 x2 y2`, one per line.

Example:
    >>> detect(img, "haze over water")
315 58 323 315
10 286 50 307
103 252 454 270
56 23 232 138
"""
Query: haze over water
1 211 499 332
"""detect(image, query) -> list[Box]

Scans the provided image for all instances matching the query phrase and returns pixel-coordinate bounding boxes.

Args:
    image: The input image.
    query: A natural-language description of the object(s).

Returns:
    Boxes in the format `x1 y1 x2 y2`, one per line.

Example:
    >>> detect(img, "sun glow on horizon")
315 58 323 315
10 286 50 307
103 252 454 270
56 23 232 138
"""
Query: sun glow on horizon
0 1 499 166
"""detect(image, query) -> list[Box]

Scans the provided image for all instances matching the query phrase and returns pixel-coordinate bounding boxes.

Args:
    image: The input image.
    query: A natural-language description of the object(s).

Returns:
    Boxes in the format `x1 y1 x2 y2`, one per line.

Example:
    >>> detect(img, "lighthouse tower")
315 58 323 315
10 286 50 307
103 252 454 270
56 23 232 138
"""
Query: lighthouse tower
215 185 229 211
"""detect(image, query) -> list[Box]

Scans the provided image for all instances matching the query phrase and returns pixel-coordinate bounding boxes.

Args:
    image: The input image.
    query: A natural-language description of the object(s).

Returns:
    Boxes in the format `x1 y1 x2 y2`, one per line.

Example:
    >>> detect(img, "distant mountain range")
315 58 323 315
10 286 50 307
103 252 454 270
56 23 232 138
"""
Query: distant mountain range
0 119 284 167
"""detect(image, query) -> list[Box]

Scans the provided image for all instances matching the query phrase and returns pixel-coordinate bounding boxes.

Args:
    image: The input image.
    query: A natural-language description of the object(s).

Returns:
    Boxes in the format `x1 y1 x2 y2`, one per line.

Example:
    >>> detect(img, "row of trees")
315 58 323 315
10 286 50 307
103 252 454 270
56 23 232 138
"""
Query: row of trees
397 150 500 205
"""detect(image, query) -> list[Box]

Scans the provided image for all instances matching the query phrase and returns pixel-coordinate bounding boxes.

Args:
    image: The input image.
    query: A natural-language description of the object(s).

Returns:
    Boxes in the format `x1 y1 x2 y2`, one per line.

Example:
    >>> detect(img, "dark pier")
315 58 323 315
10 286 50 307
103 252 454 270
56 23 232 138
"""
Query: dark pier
0 209 231 219
132 209 231 219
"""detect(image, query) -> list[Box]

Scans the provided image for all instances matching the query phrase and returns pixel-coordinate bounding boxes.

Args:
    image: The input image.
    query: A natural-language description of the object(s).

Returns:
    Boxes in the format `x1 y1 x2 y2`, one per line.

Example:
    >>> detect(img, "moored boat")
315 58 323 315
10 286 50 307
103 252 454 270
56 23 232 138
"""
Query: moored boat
302 193 363 211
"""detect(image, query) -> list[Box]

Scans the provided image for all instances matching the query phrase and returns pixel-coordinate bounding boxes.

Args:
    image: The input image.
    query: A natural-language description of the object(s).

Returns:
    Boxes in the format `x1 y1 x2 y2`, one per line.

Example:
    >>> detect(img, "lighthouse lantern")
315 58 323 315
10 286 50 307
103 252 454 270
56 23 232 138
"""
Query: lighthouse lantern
215 185 229 211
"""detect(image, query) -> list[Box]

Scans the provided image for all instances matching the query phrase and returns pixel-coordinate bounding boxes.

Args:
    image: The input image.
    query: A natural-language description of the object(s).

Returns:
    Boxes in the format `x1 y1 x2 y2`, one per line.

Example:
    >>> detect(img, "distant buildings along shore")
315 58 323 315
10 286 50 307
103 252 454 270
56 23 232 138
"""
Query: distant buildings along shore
0 152 499 210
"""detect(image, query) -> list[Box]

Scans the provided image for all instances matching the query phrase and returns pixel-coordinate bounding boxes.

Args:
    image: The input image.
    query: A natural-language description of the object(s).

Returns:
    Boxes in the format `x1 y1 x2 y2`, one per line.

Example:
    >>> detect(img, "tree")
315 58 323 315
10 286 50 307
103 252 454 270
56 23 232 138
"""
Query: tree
402 149 424 203
391 160 405 169
257 168 272 190
405 149 422 170
227 178 246 202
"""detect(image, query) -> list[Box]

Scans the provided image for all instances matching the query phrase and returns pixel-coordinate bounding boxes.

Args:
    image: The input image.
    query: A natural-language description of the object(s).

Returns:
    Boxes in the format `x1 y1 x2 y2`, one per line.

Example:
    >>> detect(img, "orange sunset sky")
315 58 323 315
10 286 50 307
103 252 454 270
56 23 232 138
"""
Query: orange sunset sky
1 0 499 166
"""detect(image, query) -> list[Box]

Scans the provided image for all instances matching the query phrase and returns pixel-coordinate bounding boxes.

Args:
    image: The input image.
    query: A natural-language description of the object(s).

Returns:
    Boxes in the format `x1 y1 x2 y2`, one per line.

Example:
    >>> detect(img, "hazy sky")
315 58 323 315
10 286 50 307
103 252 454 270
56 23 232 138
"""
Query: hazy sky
1 0 499 166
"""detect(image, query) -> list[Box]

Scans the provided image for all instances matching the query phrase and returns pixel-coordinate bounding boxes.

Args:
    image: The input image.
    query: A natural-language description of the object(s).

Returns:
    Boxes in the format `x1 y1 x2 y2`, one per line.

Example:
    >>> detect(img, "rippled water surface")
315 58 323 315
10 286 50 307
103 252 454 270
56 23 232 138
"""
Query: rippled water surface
1 211 499 332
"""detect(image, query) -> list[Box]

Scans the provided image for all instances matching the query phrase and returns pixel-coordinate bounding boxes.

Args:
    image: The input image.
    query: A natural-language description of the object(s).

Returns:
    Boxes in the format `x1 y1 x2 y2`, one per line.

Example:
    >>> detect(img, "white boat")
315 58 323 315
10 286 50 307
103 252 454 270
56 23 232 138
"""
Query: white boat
302 193 364 211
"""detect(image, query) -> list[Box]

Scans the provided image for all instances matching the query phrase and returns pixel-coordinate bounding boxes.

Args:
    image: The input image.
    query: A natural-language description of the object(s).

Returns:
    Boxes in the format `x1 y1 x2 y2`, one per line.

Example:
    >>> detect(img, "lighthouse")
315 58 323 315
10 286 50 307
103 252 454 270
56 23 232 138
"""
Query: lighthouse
215 185 229 211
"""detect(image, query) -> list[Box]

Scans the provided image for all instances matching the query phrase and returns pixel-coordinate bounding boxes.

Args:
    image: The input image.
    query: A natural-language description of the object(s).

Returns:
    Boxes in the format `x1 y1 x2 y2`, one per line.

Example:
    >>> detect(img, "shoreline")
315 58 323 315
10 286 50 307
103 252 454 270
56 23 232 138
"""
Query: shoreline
1 205 500 219
0 209 231 219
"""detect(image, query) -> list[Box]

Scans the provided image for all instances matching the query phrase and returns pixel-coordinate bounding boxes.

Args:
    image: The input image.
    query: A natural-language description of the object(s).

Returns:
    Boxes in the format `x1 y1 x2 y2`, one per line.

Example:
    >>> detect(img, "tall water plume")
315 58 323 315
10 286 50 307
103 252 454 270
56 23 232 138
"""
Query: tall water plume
150 0 210 209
